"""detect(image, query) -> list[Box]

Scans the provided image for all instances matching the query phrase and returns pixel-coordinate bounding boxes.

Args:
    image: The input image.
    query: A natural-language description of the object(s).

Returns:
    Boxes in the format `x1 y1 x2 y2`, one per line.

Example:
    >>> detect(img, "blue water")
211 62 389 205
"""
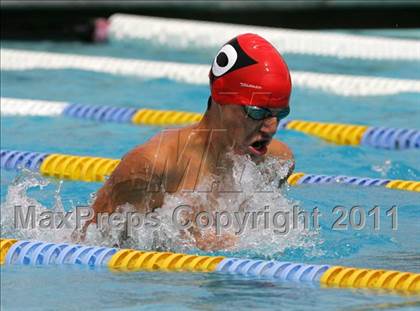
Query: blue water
1 29 420 310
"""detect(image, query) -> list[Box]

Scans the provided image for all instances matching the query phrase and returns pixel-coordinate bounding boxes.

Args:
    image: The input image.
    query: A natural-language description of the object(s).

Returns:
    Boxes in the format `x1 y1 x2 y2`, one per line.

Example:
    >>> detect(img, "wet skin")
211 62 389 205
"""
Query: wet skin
82 100 294 250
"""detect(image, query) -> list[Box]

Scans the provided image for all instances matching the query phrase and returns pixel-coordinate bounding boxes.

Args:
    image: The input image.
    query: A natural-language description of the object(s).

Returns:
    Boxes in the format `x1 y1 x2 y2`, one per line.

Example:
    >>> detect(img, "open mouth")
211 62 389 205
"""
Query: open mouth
248 139 270 156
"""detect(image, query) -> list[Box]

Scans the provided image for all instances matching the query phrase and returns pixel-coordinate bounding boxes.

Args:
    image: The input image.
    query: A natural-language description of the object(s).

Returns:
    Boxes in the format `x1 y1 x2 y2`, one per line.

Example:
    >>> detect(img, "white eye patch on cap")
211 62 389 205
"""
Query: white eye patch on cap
211 44 238 77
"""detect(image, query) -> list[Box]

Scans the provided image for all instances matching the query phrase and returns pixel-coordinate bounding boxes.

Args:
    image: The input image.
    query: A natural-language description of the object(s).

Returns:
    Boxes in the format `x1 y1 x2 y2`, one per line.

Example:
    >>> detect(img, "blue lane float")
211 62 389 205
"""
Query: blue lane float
361 127 420 149
0 150 48 171
63 103 137 123
5 240 116 267
297 174 390 187
216 258 330 282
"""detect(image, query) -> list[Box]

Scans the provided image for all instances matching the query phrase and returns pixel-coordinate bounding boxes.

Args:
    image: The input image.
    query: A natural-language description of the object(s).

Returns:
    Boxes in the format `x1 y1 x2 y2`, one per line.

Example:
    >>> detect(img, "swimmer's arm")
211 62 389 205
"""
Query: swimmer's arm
187 208 238 251
72 149 164 242
90 149 164 219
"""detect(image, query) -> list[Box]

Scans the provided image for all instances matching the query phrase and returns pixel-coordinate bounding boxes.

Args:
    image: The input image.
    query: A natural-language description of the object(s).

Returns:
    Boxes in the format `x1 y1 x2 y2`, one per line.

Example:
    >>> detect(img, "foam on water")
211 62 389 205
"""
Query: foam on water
1 155 321 258
147 154 320 257
0 169 74 242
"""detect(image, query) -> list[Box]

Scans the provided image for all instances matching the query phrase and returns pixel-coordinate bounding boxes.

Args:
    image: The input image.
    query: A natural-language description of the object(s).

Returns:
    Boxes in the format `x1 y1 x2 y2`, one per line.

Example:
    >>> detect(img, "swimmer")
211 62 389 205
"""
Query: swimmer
78 33 294 250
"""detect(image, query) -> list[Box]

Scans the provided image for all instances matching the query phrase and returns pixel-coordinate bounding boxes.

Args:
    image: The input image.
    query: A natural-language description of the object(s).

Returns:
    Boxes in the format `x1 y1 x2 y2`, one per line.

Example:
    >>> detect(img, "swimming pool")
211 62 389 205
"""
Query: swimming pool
1 17 420 310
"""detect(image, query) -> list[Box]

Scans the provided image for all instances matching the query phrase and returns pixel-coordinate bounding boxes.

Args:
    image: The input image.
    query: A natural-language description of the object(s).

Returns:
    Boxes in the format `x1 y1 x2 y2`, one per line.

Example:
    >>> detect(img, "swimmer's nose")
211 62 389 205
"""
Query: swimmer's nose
260 116 278 136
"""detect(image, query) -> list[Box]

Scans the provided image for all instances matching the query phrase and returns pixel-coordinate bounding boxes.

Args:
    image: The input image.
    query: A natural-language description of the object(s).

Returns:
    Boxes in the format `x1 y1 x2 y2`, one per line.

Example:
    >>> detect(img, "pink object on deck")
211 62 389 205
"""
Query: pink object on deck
93 18 109 42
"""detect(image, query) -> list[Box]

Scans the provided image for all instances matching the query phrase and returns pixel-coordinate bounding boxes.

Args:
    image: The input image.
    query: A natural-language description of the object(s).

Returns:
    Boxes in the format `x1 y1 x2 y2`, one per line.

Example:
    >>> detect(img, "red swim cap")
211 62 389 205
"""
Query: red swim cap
209 33 291 109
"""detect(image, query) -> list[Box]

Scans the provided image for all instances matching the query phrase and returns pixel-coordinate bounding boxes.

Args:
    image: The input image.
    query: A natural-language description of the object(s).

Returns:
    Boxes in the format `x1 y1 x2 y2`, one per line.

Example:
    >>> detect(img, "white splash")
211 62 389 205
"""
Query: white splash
372 160 392 177
0 169 72 242
124 153 322 257
1 155 322 258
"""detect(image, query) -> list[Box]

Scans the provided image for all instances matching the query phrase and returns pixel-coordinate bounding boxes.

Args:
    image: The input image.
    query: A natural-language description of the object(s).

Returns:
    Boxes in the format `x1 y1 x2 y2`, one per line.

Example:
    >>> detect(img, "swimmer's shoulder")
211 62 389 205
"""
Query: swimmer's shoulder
116 129 182 178
113 126 206 185
267 138 294 161
108 146 159 188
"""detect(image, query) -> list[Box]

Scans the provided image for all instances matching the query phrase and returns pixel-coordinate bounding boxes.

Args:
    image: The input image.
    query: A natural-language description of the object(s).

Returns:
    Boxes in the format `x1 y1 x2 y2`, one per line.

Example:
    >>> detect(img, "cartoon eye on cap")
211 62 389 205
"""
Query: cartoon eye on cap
212 44 237 77
210 38 257 81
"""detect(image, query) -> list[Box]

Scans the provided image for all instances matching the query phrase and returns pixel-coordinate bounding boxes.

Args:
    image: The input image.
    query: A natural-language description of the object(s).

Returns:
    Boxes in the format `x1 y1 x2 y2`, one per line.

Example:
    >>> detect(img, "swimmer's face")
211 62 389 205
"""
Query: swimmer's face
217 103 279 158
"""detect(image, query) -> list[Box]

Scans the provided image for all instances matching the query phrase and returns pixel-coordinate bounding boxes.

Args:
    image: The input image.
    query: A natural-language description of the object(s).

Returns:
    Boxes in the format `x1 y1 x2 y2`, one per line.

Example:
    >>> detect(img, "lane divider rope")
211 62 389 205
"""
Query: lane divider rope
108 14 420 61
1 239 419 293
2 98 419 149
39 153 120 182
1 149 419 192
286 120 368 146
3 49 420 96
131 108 202 125
108 249 223 272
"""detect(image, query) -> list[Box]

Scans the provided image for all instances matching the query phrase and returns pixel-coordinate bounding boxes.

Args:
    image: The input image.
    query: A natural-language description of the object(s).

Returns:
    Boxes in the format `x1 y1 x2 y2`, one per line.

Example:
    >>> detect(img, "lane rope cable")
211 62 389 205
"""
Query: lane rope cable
1 239 419 294
1 149 419 192
2 98 419 150
108 14 420 61
2 49 420 96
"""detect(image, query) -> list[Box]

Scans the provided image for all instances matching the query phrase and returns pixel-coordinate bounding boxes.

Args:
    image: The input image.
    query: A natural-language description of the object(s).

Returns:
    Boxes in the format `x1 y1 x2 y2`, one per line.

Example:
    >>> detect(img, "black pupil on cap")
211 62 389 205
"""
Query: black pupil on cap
216 52 229 67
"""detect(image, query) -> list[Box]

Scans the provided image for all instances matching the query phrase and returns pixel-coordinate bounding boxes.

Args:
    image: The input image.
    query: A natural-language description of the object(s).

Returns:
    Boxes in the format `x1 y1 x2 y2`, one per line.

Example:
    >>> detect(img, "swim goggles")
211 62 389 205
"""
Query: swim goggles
243 105 290 121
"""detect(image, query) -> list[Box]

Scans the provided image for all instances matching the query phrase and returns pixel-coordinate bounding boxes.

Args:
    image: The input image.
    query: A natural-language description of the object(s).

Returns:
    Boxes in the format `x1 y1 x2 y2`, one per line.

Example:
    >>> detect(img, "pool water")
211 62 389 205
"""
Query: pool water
1 29 420 310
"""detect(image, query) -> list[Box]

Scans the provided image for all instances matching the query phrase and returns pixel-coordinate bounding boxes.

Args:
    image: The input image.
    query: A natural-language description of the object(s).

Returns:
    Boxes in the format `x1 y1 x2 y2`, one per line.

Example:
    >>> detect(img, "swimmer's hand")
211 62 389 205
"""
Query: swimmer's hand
70 219 91 243
71 227 86 243
193 229 237 251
